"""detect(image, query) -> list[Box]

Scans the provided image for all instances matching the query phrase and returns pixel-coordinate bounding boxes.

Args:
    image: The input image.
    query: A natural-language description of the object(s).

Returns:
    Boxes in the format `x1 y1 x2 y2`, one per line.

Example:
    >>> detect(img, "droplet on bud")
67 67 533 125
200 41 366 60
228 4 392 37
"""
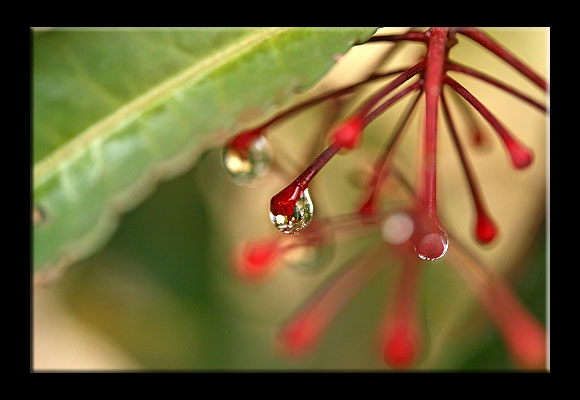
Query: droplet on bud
412 214 448 261
416 231 449 261
284 236 335 274
270 185 314 234
222 130 271 186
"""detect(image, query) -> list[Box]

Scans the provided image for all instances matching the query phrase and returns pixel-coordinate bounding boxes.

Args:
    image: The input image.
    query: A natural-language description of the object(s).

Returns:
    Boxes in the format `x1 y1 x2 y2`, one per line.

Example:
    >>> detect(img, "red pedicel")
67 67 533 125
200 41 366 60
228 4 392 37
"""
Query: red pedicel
225 28 547 369
475 211 498 244
331 116 365 149
235 240 282 279
384 322 418 368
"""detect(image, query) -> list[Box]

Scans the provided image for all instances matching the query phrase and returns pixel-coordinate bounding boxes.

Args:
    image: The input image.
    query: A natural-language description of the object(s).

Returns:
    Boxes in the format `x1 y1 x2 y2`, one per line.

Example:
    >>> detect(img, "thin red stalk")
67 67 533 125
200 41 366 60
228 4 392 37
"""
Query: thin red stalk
357 61 426 117
375 89 424 171
295 142 342 188
446 62 546 112
304 97 343 163
441 91 497 243
278 244 388 356
381 255 422 368
366 32 428 43
363 80 423 125
449 88 487 146
364 28 421 69
259 67 410 131
457 27 547 91
359 90 423 214
390 168 545 368
240 209 389 278
440 92 486 211
446 241 546 369
445 76 533 169
305 245 386 309
290 210 389 245
420 27 448 218
303 28 421 164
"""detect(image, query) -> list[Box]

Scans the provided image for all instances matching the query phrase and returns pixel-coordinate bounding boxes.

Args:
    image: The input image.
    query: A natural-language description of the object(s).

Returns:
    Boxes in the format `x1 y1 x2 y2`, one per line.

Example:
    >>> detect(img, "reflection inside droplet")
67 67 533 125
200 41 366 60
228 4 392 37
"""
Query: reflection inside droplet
415 231 448 261
284 235 335 274
222 135 271 186
270 188 314 234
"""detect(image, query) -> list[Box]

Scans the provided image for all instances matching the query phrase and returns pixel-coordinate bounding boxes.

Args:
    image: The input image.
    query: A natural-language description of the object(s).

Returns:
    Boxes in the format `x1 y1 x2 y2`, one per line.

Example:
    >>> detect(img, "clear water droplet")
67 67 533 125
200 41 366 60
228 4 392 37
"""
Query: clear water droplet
409 211 449 261
415 230 448 261
270 188 314 234
284 235 335 274
221 134 271 186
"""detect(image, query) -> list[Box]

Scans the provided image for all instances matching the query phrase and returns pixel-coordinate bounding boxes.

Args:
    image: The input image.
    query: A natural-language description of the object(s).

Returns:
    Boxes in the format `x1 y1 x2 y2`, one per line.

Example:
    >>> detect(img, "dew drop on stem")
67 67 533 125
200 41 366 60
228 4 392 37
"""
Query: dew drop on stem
221 132 272 186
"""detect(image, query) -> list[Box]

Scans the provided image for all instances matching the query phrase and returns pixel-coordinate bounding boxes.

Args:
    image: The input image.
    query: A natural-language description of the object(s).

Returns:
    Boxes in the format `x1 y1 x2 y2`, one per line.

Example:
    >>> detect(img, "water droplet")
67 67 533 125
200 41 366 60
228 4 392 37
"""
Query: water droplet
221 133 271 186
284 236 335 274
270 187 314 234
415 230 448 261
409 212 448 261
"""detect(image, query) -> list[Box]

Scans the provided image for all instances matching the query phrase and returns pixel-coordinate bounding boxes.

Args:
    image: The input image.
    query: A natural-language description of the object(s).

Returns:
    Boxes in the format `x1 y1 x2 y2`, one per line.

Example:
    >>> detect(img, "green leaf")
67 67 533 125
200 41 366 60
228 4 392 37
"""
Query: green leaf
33 27 378 277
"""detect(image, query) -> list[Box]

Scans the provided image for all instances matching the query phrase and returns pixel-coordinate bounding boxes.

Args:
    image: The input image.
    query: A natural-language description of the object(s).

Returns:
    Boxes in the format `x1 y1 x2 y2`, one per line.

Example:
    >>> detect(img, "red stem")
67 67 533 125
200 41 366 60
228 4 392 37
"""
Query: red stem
295 142 342 188
363 80 423 125
420 27 448 218
446 62 546 112
440 91 490 215
445 76 533 169
259 68 410 131
360 89 423 213
448 88 487 146
366 32 428 43
357 61 426 117
457 27 547 91
364 27 422 70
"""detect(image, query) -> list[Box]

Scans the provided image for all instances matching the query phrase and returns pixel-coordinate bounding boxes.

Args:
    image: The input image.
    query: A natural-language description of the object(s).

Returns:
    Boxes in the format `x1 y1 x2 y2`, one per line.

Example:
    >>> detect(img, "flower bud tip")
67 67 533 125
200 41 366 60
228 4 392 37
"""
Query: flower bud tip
331 116 364 149
476 213 497 244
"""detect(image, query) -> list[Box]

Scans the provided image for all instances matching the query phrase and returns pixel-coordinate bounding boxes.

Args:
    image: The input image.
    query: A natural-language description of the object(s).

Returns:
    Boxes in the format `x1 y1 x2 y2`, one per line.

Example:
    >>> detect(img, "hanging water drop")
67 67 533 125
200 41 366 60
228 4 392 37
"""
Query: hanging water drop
270 185 314 234
221 130 271 186
415 231 448 261
410 212 449 261
284 234 335 274
414 223 449 261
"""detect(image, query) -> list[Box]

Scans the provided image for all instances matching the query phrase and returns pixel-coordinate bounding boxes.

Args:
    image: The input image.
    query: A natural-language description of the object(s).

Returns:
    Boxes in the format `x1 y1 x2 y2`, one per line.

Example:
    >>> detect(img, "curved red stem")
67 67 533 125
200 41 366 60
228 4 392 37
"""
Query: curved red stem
420 27 448 218
357 61 426 117
457 27 547 91
366 32 429 43
446 62 546 112
445 76 533 169
259 68 411 131
363 80 423 125
440 91 497 243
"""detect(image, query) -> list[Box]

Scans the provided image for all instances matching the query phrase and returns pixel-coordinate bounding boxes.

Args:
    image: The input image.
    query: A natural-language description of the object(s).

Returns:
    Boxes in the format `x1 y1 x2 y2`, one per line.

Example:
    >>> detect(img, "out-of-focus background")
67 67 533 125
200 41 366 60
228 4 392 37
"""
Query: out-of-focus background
33 27 548 371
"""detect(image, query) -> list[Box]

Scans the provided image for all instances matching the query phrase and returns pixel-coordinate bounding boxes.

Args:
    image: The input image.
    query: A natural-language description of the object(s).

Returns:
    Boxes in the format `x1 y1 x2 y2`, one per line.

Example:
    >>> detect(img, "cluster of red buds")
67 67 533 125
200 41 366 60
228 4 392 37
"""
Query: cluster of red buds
221 27 547 369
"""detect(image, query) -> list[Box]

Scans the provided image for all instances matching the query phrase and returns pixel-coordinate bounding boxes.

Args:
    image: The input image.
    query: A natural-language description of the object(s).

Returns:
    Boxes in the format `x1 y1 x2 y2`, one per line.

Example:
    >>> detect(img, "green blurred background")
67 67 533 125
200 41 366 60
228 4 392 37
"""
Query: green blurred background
33 28 548 371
